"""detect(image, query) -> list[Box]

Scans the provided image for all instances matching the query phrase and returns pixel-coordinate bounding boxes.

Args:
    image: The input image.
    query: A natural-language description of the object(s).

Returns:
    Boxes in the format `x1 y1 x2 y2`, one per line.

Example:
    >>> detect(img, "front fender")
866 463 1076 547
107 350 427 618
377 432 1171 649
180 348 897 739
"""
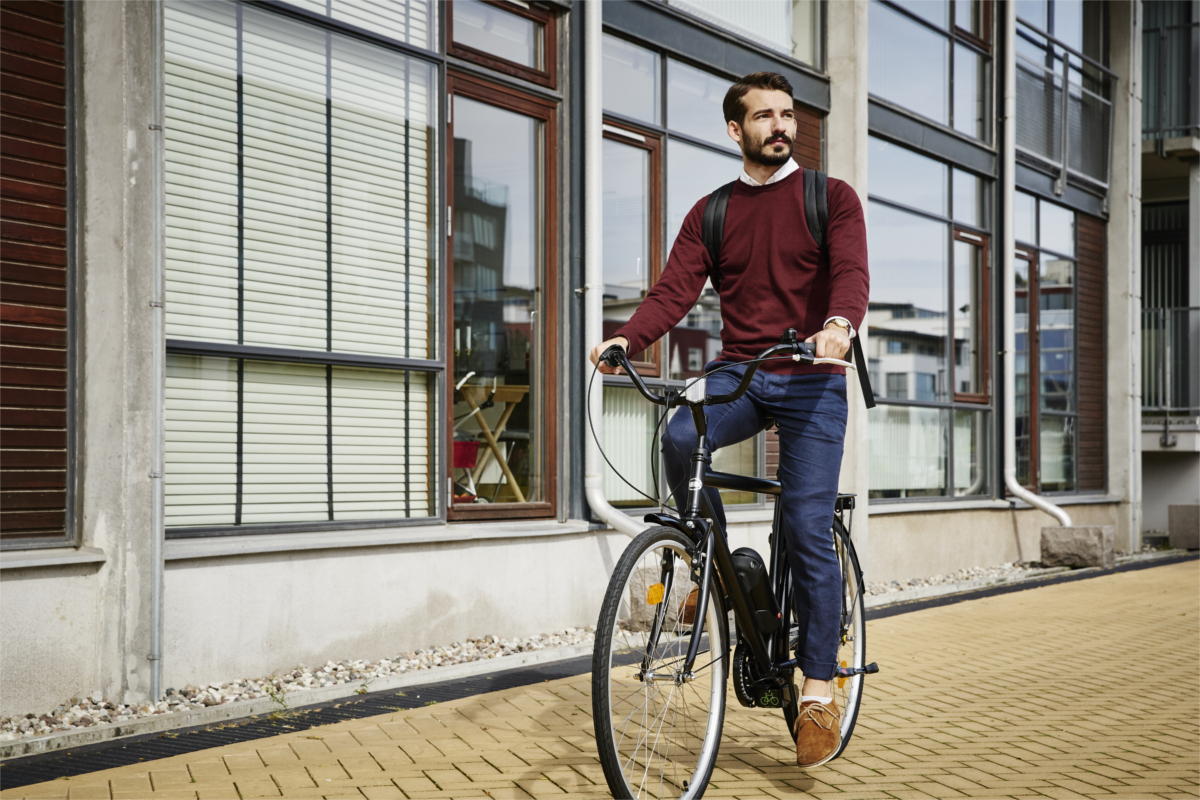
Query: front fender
643 512 696 540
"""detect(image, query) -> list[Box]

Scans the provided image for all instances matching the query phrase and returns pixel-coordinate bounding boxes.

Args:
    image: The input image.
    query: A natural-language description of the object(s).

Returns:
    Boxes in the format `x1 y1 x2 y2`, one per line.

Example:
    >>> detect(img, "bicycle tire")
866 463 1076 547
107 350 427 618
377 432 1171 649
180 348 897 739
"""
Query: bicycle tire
592 526 728 800
783 519 866 759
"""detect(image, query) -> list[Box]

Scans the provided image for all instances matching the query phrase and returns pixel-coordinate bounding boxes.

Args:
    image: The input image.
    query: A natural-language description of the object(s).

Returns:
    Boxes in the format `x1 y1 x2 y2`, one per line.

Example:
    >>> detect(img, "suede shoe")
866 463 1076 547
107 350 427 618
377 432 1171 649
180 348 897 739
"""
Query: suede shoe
794 698 841 769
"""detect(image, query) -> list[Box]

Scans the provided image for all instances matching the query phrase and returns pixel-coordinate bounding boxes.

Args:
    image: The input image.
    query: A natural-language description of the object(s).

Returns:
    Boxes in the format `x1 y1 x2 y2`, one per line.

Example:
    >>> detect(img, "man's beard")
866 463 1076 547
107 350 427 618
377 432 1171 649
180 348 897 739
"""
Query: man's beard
743 131 793 167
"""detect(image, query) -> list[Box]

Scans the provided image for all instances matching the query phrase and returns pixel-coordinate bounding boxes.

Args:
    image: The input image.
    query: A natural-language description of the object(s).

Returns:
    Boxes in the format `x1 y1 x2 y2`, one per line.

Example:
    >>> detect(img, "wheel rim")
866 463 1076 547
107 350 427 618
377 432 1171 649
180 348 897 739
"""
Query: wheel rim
603 537 725 799
831 531 865 742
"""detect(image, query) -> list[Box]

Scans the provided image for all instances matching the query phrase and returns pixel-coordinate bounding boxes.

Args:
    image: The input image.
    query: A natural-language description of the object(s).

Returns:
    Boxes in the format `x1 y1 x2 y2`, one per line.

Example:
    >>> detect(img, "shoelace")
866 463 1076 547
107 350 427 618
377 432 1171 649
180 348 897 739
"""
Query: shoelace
795 701 840 732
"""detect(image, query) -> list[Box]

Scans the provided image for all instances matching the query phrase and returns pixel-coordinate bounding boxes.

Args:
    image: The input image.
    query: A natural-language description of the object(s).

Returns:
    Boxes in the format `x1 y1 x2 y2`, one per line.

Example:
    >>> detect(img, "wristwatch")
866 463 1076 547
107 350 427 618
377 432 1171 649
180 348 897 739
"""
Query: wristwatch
826 318 850 334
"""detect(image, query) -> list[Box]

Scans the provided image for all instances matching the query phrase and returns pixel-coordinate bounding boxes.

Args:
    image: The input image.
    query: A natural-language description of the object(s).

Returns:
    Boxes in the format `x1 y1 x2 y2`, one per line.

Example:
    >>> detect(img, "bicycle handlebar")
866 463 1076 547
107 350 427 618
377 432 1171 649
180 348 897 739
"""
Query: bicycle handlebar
600 329 853 409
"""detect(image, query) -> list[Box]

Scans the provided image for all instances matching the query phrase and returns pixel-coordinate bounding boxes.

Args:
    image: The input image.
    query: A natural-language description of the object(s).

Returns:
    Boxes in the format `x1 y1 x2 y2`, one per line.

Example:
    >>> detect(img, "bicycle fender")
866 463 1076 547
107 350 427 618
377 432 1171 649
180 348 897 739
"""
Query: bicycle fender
642 512 698 541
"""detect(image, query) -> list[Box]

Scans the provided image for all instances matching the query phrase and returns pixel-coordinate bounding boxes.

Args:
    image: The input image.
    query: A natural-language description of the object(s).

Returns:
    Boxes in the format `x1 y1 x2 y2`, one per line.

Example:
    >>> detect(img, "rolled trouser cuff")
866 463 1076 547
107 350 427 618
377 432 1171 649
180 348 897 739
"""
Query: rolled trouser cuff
798 656 837 682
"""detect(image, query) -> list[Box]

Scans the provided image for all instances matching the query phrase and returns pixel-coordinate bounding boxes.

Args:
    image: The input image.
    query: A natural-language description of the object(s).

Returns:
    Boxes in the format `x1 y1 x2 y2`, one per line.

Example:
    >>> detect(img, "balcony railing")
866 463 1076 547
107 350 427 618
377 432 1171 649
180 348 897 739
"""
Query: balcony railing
1142 307 1200 444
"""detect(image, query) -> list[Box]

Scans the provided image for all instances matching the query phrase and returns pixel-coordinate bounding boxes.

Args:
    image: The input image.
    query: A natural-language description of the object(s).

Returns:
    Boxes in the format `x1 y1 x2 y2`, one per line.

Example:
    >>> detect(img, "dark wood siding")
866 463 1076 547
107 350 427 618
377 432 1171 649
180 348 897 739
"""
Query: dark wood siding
1076 213 1106 493
766 105 824 486
1 0 70 541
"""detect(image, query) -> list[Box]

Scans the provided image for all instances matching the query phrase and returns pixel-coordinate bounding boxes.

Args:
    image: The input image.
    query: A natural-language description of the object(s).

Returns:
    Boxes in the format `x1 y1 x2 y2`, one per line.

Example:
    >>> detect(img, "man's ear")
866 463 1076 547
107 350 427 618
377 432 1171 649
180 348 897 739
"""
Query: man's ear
727 120 742 145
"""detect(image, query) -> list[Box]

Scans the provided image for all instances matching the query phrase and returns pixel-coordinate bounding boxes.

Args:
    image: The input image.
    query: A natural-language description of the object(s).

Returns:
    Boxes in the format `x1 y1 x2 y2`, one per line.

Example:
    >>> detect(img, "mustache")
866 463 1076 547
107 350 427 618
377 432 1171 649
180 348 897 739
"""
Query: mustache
764 134 792 146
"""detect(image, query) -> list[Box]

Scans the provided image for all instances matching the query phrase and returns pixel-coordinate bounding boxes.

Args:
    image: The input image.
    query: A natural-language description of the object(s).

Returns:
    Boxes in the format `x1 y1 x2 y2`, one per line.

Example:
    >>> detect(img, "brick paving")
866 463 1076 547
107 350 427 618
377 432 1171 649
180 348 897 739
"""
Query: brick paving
3 560 1197 800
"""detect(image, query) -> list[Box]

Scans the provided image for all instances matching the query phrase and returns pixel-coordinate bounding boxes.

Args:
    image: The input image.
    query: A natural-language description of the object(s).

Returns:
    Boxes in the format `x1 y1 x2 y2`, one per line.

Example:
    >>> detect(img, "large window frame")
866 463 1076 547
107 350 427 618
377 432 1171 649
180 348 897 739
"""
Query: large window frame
445 71 559 522
447 0 557 89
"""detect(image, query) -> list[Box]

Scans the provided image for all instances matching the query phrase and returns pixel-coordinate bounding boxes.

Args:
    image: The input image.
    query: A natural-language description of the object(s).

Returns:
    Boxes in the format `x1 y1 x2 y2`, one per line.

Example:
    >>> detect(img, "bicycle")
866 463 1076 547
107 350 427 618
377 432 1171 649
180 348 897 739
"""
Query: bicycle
590 329 878 800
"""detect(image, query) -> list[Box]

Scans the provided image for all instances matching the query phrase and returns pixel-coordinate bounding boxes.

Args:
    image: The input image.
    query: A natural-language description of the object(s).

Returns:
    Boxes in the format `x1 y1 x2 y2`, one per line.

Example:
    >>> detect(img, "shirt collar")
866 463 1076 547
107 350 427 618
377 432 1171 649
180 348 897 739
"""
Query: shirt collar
738 158 800 187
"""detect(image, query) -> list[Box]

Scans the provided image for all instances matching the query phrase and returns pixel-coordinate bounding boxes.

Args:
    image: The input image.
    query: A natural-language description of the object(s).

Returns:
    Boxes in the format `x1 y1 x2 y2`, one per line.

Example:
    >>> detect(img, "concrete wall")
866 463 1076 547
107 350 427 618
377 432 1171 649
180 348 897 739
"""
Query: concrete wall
1142 452 1200 533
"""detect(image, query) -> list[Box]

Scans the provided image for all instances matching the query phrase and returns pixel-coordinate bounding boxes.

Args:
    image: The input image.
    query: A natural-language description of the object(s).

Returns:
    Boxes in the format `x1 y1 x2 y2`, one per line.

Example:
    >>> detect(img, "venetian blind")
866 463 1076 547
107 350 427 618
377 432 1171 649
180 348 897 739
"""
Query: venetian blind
163 1 436 529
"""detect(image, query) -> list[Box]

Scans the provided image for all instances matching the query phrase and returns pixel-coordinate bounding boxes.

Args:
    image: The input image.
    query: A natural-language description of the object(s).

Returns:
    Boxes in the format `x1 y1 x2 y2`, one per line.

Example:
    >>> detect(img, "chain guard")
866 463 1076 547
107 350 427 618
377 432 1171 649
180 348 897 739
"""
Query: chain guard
732 640 784 709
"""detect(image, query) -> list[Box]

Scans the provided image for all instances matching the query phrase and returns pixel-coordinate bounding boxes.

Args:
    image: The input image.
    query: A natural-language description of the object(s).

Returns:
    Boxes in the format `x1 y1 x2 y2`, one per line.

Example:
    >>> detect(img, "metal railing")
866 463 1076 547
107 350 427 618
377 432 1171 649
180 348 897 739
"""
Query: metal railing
1142 307 1200 446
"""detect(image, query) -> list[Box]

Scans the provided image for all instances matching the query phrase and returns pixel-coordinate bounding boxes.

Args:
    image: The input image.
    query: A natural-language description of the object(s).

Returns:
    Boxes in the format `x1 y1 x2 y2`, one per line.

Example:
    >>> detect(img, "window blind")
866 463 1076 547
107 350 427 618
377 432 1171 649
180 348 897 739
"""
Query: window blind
285 0 435 51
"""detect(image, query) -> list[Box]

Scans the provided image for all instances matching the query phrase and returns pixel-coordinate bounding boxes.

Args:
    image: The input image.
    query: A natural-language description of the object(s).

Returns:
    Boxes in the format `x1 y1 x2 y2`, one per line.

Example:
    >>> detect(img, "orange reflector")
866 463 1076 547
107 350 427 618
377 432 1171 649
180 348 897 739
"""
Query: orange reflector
837 660 848 689
646 583 665 605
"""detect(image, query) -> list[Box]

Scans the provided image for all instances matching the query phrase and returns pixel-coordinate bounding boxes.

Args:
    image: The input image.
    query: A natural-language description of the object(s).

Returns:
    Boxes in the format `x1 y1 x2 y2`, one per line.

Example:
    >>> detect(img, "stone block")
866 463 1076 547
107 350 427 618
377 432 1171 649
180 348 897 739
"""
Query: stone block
1168 505 1199 550
1040 526 1115 569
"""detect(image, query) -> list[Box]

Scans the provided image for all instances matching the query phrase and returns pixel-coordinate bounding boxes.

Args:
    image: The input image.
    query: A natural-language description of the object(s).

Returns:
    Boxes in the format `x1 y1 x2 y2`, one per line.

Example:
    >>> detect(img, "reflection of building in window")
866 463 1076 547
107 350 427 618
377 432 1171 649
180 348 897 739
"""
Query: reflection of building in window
886 373 908 399
868 302 959 401
687 348 703 372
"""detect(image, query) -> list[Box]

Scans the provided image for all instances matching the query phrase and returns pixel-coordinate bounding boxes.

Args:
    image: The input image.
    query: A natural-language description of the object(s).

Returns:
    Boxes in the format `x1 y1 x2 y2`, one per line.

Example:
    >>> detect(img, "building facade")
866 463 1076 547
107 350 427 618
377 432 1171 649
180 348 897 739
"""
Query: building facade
0 0 1187 716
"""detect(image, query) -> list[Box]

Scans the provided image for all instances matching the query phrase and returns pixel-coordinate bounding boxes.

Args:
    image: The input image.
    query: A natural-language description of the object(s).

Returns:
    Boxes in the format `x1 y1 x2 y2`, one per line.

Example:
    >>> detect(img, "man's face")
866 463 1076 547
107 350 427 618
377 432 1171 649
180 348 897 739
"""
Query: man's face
728 88 796 167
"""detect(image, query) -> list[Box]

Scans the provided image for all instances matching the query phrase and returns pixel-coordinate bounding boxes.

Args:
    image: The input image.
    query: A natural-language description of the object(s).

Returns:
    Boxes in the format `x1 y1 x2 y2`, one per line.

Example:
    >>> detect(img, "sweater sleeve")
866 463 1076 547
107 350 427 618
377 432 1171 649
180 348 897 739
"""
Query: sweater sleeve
823 178 871 333
612 198 711 356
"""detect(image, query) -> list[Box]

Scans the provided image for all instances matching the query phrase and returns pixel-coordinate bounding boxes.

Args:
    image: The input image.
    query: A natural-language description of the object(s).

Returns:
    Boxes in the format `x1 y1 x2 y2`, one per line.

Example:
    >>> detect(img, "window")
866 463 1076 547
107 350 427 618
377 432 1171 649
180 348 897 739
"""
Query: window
448 75 558 518
1014 0 1112 190
866 137 991 500
1013 191 1081 493
869 0 993 142
664 0 823 69
0 0 74 548
448 0 557 88
163 1 437 533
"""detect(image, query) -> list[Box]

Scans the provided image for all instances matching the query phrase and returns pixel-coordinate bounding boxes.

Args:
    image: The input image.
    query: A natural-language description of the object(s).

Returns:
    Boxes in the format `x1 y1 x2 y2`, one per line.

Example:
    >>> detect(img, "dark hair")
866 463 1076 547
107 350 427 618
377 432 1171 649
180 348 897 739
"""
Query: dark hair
722 72 794 126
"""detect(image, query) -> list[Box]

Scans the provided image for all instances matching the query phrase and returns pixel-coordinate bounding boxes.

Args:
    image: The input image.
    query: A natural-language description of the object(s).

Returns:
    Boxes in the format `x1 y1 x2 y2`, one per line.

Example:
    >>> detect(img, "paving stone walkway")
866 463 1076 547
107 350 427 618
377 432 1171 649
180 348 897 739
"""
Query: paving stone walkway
3 560 1197 800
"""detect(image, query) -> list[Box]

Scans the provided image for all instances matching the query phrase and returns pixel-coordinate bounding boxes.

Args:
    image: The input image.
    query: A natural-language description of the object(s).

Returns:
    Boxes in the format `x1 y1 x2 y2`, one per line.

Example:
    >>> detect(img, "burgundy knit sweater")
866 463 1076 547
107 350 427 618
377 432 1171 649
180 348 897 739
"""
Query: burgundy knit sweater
613 168 870 375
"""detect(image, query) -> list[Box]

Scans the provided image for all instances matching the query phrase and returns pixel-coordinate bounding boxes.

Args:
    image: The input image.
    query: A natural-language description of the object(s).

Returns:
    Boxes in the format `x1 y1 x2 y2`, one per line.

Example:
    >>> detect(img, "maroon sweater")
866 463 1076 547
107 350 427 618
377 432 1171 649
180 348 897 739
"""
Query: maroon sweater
614 168 870 375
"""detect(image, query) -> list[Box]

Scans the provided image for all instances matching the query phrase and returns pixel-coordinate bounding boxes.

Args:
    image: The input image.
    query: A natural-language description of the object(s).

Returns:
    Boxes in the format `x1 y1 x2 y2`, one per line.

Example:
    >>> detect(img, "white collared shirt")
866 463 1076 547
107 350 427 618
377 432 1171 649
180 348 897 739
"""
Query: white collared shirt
737 159 855 339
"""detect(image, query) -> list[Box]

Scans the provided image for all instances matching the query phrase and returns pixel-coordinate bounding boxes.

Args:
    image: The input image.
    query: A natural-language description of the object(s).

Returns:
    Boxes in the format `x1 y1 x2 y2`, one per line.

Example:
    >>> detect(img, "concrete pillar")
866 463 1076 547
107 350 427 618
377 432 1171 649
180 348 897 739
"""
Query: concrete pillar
1105 1 1143 550
78 1 158 706
824 0 871 567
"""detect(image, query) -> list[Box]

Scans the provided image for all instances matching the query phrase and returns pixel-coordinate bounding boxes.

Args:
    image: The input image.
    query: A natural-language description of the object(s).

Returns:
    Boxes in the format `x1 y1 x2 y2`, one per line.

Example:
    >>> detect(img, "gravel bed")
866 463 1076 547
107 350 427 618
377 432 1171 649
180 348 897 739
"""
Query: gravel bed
0 627 595 743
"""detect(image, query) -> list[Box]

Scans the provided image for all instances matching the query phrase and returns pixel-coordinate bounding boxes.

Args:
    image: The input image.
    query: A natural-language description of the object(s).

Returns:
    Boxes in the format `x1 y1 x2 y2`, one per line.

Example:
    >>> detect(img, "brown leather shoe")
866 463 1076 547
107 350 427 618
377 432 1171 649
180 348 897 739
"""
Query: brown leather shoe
678 587 698 624
794 698 841 769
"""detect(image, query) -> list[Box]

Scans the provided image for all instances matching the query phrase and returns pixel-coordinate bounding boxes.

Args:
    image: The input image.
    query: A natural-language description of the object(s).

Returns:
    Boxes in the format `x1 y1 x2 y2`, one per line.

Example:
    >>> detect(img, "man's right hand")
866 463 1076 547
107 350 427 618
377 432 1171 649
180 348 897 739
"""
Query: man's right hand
590 336 629 374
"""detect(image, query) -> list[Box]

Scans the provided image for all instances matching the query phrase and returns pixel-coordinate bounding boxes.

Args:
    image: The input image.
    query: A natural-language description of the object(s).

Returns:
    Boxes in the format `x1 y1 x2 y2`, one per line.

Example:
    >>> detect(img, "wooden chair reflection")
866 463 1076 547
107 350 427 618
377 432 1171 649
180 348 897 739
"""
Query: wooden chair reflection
454 376 531 504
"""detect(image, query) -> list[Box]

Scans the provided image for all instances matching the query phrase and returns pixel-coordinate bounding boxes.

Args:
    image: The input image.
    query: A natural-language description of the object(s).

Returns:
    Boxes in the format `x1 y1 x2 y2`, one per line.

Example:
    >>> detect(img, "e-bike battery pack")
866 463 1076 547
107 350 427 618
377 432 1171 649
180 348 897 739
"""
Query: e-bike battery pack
730 547 781 634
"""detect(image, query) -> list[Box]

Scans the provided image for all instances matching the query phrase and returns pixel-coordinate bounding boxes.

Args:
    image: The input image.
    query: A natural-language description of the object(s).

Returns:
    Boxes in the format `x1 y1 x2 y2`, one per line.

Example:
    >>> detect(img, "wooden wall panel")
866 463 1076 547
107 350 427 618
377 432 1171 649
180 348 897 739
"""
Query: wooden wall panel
1 0 69 541
1076 213 1106 493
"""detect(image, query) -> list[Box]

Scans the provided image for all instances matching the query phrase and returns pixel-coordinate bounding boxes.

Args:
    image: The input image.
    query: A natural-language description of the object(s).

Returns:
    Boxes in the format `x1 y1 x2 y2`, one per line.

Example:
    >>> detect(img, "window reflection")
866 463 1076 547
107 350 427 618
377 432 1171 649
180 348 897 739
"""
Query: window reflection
452 0 540 68
451 95 543 505
954 239 985 395
868 405 947 498
953 43 986 139
867 203 950 403
955 0 983 38
602 35 660 126
954 409 990 495
1039 257 1074 412
1014 259 1034 486
869 138 949 216
603 136 652 363
1039 200 1075 256
870 1 950 126
667 59 740 153
892 0 948 28
1040 414 1076 491
952 168 983 226
1014 190 1038 244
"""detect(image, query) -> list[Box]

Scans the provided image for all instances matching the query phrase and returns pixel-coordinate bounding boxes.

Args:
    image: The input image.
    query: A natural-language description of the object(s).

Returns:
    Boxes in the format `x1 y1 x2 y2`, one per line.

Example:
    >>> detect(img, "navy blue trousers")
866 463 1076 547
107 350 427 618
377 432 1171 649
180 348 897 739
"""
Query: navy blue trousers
663 364 847 681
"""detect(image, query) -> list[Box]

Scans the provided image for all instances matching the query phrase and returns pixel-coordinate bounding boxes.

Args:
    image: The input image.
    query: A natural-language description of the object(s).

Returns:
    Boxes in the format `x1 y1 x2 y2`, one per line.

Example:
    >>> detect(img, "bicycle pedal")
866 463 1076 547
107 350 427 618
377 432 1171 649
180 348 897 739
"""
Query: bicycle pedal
865 662 879 674
834 662 880 678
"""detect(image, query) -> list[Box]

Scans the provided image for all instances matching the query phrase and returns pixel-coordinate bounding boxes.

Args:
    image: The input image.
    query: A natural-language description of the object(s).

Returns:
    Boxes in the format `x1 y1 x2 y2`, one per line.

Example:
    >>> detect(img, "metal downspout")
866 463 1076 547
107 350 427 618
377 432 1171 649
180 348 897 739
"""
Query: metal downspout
583 0 646 539
1002 0 1071 527
150 0 166 700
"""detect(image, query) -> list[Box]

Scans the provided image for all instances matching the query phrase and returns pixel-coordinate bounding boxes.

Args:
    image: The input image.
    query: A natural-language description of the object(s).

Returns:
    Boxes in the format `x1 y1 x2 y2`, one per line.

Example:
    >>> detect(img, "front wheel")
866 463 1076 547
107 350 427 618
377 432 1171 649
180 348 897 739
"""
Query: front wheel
783 520 866 759
592 527 728 799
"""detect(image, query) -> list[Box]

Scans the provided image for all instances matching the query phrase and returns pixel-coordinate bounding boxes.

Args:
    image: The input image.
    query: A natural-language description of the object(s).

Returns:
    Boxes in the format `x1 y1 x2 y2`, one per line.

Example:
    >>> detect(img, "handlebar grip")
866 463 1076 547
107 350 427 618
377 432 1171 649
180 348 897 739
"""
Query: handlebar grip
600 345 626 369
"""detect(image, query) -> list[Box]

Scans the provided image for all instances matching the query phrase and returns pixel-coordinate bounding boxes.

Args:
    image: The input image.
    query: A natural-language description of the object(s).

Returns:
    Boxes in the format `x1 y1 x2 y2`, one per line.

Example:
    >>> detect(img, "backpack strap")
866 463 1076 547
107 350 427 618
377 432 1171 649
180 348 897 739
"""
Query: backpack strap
701 181 737 291
803 168 876 409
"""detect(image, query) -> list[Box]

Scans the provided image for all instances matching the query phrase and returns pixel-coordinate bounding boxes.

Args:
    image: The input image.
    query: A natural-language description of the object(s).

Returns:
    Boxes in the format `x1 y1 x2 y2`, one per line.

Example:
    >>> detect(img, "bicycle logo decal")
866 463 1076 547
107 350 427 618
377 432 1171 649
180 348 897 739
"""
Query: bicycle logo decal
758 689 781 708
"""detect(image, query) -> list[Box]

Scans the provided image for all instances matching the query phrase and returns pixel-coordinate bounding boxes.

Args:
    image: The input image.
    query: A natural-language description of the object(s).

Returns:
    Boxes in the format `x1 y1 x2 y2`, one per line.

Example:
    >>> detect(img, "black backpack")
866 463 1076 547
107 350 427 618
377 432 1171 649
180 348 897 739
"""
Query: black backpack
700 169 876 408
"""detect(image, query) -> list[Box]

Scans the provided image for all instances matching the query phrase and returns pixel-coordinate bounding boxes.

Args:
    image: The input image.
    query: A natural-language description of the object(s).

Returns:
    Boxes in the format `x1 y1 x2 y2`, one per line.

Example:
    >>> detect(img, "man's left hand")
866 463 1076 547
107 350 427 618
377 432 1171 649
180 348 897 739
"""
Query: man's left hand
805 323 851 361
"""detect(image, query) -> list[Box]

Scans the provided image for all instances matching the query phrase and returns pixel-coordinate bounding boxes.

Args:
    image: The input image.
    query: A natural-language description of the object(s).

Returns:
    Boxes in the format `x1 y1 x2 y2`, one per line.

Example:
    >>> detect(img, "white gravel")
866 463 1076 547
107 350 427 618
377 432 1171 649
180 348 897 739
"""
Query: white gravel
0 627 595 743
865 561 1039 596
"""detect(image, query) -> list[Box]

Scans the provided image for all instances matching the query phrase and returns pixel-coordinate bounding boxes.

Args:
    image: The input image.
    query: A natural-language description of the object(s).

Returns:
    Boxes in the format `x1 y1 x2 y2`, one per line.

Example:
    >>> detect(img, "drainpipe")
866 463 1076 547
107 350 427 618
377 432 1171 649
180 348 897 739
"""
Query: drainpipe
583 0 646 539
149 0 166 700
1002 0 1071 527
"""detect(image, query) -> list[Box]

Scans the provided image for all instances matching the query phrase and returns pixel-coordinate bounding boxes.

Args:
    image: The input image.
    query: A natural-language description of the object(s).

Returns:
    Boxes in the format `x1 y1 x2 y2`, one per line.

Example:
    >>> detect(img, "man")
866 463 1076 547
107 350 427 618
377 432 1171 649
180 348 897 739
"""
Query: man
589 72 869 769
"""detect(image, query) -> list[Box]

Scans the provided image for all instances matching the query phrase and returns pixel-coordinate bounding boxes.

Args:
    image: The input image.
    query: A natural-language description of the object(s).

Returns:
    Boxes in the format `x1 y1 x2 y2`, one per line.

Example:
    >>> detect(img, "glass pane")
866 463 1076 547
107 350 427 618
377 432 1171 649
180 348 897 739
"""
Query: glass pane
953 43 987 140
1039 257 1075 412
451 95 544 505
954 0 982 37
602 385 659 508
792 0 821 66
165 355 238 527
953 409 990 495
953 239 986 395
952 168 984 227
869 137 948 216
1039 199 1075 257
868 405 947 498
1040 414 1076 491
869 1 949 126
667 59 739 153
1014 190 1038 245
1052 0 1083 52
892 0 948 27
666 140 741 381
603 138 652 363
1015 0 1047 30
867 203 951 402
602 35 660 125
452 0 540 69
1014 259 1033 485
286 0 437 51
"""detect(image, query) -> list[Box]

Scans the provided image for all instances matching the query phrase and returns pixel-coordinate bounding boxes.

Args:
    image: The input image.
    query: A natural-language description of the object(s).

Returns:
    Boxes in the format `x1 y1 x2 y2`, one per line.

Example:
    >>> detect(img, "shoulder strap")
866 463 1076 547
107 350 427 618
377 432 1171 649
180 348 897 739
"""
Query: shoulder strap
805 168 876 409
700 181 737 291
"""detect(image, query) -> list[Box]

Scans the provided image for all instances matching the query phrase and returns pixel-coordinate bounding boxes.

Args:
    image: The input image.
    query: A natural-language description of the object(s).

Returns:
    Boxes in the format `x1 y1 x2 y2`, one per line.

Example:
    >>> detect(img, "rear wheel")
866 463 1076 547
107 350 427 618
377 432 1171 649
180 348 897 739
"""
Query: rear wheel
592 527 728 799
783 520 865 758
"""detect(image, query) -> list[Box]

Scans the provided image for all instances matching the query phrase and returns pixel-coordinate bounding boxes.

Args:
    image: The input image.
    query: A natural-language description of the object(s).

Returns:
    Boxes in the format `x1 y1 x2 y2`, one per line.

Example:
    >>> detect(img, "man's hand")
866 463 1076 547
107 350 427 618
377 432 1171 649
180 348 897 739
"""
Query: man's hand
590 336 629 374
805 323 851 361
